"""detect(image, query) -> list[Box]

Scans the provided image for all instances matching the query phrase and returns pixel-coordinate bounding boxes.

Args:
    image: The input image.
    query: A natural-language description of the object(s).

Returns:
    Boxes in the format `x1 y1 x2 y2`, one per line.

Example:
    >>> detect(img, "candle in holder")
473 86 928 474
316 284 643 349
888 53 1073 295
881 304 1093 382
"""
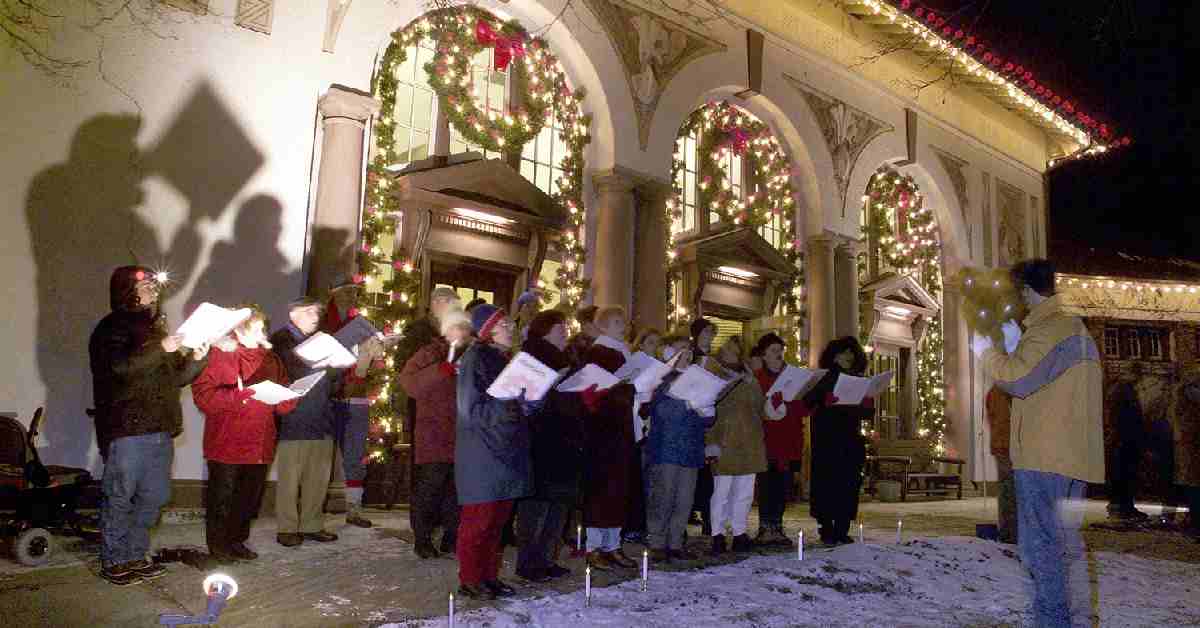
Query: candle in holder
797 530 803 560
577 525 582 551
449 592 455 627
641 549 648 591
858 521 864 543
897 519 903 544
585 565 592 607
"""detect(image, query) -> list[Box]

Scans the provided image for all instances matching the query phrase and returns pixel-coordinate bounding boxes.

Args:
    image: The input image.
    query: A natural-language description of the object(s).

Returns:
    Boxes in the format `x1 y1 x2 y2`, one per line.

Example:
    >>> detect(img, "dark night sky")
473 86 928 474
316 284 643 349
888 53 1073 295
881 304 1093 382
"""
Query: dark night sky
920 1 1195 261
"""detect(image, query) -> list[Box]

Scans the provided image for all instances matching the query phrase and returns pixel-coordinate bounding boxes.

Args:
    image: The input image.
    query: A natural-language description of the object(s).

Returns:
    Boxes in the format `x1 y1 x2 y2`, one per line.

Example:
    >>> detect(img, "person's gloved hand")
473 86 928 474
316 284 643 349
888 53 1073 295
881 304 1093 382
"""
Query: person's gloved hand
970 332 994 358
824 392 840 405
580 384 606 413
1001 320 1022 354
438 362 457 377
237 389 256 405
771 391 785 409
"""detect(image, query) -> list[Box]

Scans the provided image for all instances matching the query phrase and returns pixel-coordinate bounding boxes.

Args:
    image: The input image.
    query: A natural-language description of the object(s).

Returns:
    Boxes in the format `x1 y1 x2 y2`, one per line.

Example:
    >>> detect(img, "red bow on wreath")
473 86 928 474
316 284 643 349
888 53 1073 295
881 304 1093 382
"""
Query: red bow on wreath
897 191 910 243
475 18 525 71
729 128 750 154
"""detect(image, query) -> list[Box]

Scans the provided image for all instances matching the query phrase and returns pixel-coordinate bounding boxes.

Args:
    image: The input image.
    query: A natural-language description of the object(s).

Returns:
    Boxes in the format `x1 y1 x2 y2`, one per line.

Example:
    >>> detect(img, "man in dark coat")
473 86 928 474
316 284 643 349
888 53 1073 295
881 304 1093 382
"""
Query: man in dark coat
565 305 599 369
515 310 586 581
454 304 533 600
270 297 342 547
89 265 209 585
1107 366 1149 522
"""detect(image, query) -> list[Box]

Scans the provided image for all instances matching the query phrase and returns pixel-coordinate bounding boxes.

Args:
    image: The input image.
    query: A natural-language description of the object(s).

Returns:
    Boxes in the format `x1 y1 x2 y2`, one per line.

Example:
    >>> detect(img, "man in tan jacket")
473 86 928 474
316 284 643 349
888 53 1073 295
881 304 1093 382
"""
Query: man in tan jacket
972 259 1103 628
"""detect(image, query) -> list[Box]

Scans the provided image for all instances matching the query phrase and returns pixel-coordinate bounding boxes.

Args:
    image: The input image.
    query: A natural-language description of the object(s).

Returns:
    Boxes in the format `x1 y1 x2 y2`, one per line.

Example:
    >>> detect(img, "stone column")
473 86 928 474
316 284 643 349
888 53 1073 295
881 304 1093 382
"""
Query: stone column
805 235 837 365
308 86 381 298
833 239 860 339
591 169 637 310
633 178 672 332
940 282 975 478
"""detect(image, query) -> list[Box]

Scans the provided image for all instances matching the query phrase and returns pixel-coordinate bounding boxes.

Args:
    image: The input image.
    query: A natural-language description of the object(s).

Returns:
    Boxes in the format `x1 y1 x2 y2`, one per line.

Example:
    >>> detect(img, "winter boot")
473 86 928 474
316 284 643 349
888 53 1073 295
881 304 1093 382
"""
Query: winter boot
414 539 440 559
345 488 373 528
709 535 727 556
731 533 753 553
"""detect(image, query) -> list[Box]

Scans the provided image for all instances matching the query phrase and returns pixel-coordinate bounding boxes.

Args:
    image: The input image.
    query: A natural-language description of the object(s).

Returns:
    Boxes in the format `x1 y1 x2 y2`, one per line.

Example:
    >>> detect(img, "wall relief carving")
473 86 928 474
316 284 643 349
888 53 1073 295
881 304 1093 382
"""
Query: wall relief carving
981 172 993 267
932 147 970 259
996 179 1026 267
786 75 893 217
584 0 727 150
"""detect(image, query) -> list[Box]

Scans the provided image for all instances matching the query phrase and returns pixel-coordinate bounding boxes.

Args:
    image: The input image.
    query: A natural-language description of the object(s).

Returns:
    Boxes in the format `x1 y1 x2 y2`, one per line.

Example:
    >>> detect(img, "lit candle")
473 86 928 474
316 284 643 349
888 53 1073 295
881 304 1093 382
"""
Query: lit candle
585 565 592 607
858 522 864 543
577 525 582 551
797 530 804 560
641 549 648 591
897 519 903 544
449 592 455 627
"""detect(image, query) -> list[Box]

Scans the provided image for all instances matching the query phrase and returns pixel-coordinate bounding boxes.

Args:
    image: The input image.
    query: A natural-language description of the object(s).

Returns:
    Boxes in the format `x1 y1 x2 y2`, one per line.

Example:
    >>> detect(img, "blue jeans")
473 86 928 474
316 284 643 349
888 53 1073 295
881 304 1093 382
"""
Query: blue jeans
332 401 370 505
101 432 173 568
586 526 621 552
1014 469 1091 628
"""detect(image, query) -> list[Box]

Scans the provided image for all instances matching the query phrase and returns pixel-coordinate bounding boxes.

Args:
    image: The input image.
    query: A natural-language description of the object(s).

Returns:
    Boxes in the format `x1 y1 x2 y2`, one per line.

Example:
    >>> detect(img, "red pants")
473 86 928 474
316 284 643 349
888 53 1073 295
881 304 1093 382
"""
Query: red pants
456 499 513 586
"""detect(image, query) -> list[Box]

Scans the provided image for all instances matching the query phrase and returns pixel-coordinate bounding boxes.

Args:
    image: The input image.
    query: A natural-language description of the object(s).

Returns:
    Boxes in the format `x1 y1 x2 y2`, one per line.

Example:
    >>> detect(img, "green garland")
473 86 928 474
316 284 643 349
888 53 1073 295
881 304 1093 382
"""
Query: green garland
355 7 592 460
861 165 947 452
667 101 807 362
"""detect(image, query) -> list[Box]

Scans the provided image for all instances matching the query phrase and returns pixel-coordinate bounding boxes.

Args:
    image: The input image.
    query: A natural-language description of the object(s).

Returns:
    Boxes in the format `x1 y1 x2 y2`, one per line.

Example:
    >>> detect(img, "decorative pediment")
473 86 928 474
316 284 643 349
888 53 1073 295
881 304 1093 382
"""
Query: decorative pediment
584 0 727 149
932 146 970 258
683 227 796 280
390 156 565 228
860 272 940 314
786 74 893 216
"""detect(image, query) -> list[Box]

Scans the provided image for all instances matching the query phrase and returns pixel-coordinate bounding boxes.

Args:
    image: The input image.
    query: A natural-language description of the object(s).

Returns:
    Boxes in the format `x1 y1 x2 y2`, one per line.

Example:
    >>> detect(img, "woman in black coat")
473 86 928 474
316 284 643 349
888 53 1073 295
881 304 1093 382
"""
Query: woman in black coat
802 336 875 545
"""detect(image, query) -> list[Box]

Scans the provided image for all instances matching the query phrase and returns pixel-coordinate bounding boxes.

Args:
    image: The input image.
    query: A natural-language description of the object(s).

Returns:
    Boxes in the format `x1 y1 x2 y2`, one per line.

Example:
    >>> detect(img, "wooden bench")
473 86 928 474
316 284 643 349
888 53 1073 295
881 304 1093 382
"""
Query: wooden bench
866 439 965 501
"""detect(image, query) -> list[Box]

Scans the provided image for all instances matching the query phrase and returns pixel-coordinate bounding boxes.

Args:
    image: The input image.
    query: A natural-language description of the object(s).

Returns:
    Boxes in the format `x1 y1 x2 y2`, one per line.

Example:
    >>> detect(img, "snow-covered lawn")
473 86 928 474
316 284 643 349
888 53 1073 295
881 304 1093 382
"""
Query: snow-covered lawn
400 537 1200 628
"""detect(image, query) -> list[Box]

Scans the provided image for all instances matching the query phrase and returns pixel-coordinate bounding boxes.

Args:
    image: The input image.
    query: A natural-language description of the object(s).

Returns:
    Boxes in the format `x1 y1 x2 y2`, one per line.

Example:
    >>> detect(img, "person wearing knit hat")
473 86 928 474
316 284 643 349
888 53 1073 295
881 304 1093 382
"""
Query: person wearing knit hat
453 303 530 600
513 290 541 343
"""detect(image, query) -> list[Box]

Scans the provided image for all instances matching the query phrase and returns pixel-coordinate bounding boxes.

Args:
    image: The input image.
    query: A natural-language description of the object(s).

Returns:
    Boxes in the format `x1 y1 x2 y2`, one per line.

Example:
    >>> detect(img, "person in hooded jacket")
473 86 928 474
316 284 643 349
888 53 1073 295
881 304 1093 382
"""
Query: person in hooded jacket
89 265 210 585
754 332 804 547
514 309 587 582
454 304 535 600
191 306 298 563
398 307 472 559
803 336 875 545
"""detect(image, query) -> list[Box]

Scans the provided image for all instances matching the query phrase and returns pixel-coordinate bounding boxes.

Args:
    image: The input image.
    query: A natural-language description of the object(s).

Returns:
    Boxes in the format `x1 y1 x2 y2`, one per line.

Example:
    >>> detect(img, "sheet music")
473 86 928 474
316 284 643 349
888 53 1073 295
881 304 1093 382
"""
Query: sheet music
486 351 563 401
175 303 252 349
247 372 325 404
333 316 380 349
832 371 893 405
555 364 619 393
765 366 828 402
667 365 730 409
294 332 357 369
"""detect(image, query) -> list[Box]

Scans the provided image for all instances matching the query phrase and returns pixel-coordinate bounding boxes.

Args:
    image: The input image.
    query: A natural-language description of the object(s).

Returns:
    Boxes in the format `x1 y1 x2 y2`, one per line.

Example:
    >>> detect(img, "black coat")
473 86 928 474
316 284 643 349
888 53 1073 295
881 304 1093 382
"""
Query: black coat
270 325 338 441
454 341 533 505
521 337 586 503
89 267 207 456
803 369 873 522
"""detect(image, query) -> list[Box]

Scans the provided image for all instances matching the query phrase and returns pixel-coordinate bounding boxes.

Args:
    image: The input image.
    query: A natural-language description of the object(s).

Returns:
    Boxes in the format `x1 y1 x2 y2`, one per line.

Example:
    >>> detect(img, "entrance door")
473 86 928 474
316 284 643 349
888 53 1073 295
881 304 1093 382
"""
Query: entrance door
430 258 516 311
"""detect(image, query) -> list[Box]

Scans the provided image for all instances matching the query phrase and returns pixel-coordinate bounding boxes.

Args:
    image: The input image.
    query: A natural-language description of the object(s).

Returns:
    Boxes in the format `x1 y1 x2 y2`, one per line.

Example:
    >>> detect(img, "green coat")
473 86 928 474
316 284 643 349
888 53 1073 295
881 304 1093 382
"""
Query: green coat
705 375 768 476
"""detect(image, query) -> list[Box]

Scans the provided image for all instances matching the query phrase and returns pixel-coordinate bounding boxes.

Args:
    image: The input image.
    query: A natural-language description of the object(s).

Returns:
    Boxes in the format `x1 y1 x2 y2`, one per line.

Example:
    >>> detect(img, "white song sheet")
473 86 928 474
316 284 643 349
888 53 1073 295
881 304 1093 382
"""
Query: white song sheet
555 364 619 393
486 351 562 401
248 371 326 404
667 365 730 409
832 371 894 405
764 366 828 403
294 332 357 369
175 303 252 349
631 351 682 394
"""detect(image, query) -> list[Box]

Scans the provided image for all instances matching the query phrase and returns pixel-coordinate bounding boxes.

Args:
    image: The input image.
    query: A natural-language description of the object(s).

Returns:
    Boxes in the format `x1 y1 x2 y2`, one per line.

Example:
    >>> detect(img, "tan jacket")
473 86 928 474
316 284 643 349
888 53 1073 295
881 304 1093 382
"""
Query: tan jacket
705 374 768 476
983 294 1105 483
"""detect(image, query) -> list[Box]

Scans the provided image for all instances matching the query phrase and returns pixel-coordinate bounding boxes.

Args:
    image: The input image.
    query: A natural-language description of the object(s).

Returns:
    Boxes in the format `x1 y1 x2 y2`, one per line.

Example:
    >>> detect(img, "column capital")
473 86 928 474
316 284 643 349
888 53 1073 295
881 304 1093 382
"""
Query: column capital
592 166 669 196
319 85 381 123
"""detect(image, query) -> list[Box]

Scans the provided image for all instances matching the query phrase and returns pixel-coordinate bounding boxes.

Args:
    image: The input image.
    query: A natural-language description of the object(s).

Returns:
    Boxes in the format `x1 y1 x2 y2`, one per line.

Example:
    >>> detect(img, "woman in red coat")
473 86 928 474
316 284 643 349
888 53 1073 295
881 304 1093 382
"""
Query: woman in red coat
192 307 298 563
753 332 805 547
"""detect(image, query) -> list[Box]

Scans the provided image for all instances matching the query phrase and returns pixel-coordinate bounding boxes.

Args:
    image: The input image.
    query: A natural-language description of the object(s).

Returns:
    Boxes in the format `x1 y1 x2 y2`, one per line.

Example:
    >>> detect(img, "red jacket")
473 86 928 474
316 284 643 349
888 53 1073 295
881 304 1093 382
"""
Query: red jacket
755 368 808 466
398 338 459 464
192 346 298 465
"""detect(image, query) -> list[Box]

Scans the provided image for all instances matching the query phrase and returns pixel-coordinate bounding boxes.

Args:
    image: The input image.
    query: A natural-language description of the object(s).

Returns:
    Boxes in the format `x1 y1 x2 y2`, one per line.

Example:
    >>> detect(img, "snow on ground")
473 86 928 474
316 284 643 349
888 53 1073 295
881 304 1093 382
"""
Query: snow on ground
397 537 1200 628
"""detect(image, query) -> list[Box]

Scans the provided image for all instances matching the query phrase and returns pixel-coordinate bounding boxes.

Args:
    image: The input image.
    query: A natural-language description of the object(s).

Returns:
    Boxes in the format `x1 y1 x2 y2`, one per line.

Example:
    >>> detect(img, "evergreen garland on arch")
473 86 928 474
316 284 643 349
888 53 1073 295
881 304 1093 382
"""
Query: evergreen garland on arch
861 165 947 452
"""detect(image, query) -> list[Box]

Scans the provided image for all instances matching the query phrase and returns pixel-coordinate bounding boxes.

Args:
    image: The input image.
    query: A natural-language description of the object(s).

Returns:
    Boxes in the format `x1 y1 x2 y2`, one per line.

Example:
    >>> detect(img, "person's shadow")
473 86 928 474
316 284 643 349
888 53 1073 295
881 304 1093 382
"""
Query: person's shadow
187 194 297 328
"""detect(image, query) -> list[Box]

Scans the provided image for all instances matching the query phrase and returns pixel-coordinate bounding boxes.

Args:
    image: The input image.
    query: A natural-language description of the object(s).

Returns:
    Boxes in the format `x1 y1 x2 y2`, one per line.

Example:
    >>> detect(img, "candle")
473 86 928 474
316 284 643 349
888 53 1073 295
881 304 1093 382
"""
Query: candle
449 592 455 627
585 565 592 607
897 519 903 544
641 549 648 591
797 530 803 560
858 522 864 543
577 525 582 551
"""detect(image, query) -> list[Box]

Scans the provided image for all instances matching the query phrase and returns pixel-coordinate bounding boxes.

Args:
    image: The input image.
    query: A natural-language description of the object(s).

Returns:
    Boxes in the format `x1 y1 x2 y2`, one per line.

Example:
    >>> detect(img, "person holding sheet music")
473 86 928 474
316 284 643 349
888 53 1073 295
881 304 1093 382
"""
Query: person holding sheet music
89 265 210 586
565 305 599 369
578 306 641 571
621 326 662 545
704 336 768 555
323 275 389 528
514 310 587 582
753 332 804 548
269 297 343 548
803 337 875 546
398 308 473 559
192 305 298 563
689 318 718 536
454 304 534 600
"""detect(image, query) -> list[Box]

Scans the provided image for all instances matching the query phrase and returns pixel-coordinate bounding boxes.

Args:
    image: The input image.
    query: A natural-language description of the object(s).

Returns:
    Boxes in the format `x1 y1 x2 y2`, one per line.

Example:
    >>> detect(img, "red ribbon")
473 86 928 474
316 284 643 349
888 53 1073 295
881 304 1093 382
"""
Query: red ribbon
897 192 910 242
475 18 525 71
730 128 750 154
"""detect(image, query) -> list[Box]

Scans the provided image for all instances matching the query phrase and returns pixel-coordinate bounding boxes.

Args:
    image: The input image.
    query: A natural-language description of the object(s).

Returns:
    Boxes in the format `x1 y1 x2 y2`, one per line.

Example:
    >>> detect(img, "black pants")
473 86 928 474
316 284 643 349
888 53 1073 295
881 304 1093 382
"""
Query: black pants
205 462 268 553
410 462 459 546
693 466 714 533
516 498 569 572
1107 438 1143 513
757 464 792 526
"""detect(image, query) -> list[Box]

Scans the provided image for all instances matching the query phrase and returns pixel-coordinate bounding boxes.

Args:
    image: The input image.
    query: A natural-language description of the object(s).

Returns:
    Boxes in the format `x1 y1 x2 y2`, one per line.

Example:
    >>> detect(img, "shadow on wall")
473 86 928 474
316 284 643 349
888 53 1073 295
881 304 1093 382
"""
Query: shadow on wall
24 81 267 471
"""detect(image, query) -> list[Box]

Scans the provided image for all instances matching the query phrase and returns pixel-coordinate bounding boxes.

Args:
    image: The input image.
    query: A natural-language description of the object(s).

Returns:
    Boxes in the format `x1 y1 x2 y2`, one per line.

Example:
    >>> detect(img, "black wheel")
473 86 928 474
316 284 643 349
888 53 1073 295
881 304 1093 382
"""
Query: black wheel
14 527 52 566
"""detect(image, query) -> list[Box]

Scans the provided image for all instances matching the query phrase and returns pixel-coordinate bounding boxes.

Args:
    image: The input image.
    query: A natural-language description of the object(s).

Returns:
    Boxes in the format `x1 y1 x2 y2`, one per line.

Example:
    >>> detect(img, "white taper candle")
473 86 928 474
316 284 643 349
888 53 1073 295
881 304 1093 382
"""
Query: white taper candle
449 592 455 627
585 565 592 606
798 530 803 560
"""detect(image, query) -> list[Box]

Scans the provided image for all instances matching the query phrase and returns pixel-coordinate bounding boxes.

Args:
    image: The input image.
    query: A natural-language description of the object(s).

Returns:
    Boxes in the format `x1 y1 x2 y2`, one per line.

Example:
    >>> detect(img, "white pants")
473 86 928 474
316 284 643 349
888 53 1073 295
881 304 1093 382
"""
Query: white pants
710 474 755 536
